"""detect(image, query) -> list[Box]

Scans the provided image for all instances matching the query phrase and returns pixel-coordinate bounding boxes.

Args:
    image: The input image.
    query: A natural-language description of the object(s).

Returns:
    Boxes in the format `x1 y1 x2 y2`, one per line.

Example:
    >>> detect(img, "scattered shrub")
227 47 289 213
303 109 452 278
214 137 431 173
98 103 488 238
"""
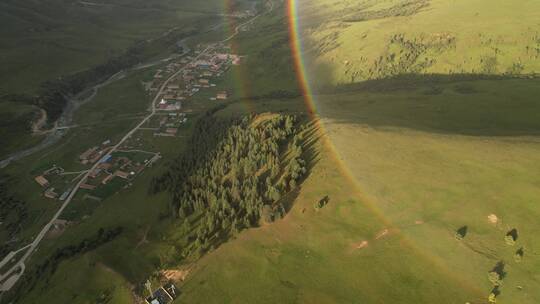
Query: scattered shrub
505 228 518 246
488 271 502 286
514 247 524 262
314 195 330 210
455 225 468 240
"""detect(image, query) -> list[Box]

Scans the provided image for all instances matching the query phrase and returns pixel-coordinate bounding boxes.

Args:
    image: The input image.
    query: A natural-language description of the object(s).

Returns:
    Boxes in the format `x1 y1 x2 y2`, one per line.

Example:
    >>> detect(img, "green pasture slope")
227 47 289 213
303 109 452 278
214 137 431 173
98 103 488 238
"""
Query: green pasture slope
177 1 540 304
179 84 540 303
298 0 540 86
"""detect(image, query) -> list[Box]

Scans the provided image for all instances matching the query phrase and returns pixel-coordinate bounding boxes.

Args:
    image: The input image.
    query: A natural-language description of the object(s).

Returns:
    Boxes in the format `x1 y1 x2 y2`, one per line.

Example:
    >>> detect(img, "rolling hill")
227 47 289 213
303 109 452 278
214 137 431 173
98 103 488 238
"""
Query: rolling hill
297 0 540 86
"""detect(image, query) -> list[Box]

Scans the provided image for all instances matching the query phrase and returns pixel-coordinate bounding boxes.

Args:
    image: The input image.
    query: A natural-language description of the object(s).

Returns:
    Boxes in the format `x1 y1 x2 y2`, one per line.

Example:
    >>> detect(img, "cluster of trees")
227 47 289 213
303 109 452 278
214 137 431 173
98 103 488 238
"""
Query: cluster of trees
487 261 506 303
0 178 28 257
5 227 123 302
151 112 308 257
369 33 456 79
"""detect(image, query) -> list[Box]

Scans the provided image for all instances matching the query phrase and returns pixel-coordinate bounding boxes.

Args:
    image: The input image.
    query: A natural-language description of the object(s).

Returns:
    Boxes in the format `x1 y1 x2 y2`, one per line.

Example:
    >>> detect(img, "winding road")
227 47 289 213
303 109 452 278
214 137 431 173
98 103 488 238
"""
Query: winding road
0 0 274 293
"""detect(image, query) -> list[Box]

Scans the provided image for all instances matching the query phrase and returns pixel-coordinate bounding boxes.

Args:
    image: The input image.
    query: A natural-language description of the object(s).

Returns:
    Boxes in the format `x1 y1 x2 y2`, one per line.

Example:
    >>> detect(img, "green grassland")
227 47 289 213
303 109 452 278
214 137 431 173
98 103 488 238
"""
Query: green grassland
297 0 540 85
4 1 540 304
176 78 540 303
0 100 43 158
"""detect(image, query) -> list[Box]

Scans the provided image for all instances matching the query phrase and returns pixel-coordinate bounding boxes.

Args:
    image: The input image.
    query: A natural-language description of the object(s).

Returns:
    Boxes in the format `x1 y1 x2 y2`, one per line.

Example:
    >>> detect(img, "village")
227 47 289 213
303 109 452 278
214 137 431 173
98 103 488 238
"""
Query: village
33 42 240 202
34 139 161 202
145 43 237 136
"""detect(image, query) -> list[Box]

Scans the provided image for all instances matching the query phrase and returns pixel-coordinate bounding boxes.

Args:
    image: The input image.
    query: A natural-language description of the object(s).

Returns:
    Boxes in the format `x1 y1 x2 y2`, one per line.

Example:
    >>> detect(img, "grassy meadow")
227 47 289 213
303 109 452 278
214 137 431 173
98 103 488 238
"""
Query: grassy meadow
297 0 540 85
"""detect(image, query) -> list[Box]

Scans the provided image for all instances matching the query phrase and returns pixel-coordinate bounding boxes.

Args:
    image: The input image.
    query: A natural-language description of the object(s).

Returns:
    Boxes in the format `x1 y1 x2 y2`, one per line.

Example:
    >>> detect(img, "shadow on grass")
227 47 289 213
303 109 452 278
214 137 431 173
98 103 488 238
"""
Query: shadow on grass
311 73 540 137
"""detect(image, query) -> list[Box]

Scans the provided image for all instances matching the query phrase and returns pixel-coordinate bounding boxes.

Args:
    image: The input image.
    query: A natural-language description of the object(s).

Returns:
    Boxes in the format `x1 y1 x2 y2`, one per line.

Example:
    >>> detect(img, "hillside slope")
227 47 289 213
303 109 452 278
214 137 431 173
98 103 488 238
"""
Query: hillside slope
174 2 540 304
298 0 540 85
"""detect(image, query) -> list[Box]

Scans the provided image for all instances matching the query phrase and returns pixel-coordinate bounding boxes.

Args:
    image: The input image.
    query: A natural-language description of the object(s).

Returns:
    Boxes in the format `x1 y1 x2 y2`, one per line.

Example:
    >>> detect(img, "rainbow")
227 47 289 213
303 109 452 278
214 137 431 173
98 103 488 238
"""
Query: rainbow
285 0 486 295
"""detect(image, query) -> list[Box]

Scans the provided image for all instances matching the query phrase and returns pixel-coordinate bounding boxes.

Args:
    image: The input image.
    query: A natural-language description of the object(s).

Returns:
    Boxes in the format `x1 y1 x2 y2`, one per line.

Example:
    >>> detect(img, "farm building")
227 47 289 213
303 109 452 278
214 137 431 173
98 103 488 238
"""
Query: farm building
80 183 96 190
80 147 98 161
216 91 228 100
88 168 102 179
102 174 114 185
98 162 112 170
34 175 50 187
114 170 130 179
145 284 177 304
165 128 178 136
44 188 58 199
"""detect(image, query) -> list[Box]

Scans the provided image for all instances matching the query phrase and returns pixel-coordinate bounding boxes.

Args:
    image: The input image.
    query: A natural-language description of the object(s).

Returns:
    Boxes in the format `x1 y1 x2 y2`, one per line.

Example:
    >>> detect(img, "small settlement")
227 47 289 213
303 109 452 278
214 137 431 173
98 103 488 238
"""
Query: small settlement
34 166 70 201
77 148 161 197
33 43 239 203
146 43 239 137
34 138 161 201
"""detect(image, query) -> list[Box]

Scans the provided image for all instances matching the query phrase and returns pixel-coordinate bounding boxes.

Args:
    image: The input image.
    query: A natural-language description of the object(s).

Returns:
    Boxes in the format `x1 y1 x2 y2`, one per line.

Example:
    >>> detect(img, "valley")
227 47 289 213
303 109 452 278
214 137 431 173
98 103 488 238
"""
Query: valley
1 0 540 304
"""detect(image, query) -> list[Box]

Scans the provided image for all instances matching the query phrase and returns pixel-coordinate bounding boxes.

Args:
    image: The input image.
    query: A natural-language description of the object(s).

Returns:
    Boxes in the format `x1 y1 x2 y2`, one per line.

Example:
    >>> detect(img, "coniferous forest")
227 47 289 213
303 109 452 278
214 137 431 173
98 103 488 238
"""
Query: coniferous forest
151 112 309 257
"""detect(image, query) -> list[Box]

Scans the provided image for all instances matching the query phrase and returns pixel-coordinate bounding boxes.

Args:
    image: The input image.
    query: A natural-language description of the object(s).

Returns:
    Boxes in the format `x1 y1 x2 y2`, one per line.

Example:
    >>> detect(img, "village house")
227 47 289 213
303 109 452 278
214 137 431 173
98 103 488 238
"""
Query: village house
44 188 58 199
216 91 228 100
80 183 96 190
165 128 178 136
97 162 112 170
88 153 103 164
80 147 98 161
88 168 102 179
34 175 50 187
167 83 180 90
101 174 114 185
114 170 130 179
158 99 168 109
